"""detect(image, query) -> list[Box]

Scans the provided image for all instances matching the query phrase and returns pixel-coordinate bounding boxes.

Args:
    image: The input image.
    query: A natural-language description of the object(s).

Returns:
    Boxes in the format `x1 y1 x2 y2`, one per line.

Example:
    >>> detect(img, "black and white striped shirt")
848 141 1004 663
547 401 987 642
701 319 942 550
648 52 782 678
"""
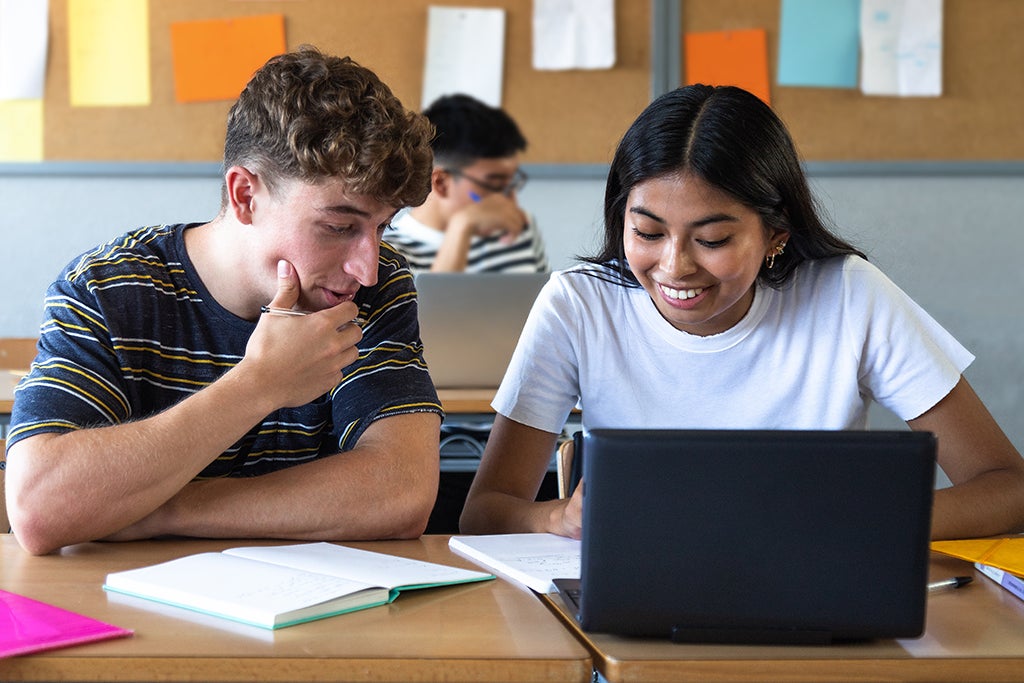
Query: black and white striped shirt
386 211 549 273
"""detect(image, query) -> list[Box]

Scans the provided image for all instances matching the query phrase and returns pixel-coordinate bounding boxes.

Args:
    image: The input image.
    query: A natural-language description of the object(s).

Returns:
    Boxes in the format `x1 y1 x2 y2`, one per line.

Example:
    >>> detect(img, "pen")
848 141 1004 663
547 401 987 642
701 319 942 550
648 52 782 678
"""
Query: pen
927 576 973 593
468 190 526 239
259 306 366 327
260 306 310 317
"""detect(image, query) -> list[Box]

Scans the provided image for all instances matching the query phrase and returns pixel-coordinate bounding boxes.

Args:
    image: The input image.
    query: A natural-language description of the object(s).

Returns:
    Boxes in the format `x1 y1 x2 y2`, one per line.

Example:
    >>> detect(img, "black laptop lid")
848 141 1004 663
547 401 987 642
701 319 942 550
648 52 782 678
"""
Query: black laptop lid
578 429 936 643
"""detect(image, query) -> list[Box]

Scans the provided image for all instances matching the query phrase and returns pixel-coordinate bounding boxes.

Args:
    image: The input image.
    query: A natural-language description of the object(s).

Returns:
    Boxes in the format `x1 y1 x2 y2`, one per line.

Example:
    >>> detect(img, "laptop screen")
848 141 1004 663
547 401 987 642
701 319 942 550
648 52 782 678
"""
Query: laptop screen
577 429 936 643
415 272 548 389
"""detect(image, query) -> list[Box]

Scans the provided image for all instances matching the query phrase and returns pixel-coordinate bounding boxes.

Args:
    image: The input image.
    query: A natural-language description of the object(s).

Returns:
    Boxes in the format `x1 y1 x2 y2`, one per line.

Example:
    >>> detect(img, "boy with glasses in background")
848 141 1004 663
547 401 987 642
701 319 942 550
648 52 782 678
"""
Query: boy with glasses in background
387 94 549 273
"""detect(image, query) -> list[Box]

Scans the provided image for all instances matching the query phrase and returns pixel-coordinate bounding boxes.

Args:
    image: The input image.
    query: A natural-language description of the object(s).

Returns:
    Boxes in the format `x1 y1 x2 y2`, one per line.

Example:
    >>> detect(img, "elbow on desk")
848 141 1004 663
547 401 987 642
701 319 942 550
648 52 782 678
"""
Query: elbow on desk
7 506 70 556
388 513 430 540
4 438 89 554
378 484 435 540
4 475 58 556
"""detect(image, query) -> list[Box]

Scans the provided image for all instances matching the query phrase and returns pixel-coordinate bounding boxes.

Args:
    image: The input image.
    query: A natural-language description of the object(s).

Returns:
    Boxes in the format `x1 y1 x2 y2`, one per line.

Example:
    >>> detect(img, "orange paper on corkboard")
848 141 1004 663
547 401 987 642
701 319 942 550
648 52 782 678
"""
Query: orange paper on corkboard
684 28 771 105
170 14 286 103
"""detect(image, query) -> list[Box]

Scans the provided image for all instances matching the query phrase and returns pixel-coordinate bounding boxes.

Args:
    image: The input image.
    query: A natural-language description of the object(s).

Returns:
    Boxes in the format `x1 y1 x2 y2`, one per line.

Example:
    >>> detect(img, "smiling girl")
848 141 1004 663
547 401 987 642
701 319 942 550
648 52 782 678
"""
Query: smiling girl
459 85 1024 541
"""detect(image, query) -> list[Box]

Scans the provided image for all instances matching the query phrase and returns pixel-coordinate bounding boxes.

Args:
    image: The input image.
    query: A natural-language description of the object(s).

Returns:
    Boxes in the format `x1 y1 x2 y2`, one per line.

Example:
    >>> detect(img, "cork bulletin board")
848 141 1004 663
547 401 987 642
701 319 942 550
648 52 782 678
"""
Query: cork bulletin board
683 0 1024 161
42 0 651 164
39 1 1024 165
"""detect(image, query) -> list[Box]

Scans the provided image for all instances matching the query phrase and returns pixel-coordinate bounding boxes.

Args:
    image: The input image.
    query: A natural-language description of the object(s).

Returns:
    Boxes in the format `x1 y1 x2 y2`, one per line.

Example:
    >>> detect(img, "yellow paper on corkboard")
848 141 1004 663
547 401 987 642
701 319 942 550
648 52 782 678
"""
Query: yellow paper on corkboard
0 99 43 161
68 0 150 106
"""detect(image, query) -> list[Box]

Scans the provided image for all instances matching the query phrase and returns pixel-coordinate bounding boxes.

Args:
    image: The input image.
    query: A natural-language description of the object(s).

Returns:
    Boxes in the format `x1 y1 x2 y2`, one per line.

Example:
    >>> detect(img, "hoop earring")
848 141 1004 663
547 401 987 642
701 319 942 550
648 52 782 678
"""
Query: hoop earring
765 242 787 270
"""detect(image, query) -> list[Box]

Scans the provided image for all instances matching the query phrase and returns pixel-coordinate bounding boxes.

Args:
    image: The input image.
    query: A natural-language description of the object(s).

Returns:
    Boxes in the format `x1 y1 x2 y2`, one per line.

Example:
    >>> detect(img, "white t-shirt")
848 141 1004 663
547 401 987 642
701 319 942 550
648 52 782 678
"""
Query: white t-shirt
493 256 973 434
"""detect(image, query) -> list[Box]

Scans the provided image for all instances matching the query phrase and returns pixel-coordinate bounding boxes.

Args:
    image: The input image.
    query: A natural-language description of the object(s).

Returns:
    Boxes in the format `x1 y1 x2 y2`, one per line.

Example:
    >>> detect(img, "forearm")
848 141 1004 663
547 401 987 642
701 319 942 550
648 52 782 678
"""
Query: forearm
459 489 563 534
6 363 278 554
931 467 1024 540
460 415 568 535
111 412 442 543
430 221 474 272
141 454 436 541
909 378 1024 540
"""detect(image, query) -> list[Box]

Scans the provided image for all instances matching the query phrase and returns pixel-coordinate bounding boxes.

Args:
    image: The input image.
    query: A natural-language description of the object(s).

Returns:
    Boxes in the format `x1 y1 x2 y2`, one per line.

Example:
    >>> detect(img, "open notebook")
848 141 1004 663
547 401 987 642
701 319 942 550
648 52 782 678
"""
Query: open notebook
415 272 548 389
555 429 937 644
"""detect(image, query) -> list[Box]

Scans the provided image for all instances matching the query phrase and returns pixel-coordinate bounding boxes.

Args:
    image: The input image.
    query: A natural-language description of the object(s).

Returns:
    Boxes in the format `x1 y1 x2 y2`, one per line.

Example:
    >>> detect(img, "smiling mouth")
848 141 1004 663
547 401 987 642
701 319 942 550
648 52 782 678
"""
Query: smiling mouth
659 284 705 301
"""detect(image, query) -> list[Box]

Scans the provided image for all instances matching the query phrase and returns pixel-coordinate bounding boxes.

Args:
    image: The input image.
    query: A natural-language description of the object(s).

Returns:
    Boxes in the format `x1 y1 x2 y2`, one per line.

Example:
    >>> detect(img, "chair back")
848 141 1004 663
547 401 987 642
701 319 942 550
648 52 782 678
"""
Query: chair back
556 432 584 499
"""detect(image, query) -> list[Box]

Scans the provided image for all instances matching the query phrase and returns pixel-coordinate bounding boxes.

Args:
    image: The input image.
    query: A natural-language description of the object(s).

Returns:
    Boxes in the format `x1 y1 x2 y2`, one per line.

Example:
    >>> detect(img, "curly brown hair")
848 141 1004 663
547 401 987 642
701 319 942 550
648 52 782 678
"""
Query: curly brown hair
222 45 434 209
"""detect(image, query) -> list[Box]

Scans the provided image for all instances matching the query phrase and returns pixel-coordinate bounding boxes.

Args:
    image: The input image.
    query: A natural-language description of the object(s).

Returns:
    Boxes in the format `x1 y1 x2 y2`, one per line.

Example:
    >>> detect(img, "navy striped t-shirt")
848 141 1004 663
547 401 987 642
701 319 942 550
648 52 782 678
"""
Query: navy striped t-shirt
9 224 442 478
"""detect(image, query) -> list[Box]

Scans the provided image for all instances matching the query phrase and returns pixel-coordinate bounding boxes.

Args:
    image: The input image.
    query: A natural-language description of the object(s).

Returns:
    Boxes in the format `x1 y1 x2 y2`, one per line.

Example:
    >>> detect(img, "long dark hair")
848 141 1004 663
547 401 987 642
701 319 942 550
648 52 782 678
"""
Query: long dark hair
584 85 864 286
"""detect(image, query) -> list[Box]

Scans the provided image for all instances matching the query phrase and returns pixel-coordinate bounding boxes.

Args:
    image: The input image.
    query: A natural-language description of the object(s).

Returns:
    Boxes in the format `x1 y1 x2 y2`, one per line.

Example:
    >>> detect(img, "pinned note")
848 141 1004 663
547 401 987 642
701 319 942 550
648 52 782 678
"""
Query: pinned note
778 0 860 89
685 28 771 105
0 99 43 161
533 0 615 70
0 0 49 101
170 14 287 103
67 0 150 106
421 7 505 109
860 0 943 97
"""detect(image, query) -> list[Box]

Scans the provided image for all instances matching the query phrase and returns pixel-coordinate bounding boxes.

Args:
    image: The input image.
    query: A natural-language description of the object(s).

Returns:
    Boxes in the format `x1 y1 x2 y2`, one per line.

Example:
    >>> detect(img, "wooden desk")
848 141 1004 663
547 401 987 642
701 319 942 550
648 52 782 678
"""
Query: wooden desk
0 535 591 683
436 388 496 414
0 369 19 415
542 554 1024 683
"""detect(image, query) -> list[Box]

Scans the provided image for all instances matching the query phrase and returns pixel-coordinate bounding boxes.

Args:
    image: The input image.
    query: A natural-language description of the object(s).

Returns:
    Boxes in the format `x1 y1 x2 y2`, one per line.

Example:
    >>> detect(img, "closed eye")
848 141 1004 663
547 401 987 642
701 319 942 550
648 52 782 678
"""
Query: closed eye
630 226 661 241
697 237 730 248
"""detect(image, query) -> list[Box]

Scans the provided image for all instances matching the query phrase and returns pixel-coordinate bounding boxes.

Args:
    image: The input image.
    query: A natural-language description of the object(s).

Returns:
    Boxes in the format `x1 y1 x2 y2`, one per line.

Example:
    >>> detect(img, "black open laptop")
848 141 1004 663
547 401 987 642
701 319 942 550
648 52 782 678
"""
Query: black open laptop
554 429 937 644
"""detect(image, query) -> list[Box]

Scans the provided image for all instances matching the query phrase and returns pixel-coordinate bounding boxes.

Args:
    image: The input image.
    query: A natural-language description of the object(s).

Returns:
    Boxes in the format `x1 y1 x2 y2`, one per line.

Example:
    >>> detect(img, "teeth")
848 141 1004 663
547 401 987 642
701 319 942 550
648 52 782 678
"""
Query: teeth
660 284 704 300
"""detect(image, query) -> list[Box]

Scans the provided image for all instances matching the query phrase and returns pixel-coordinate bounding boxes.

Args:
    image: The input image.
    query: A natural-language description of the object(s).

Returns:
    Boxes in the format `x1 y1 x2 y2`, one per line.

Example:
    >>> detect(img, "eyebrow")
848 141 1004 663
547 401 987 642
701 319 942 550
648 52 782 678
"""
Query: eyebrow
317 205 399 225
317 204 371 218
629 205 738 228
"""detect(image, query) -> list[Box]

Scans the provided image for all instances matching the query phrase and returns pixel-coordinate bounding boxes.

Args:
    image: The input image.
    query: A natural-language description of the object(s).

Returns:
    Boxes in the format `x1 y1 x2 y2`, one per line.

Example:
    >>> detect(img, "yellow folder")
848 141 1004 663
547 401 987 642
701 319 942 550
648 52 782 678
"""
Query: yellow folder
931 537 1024 578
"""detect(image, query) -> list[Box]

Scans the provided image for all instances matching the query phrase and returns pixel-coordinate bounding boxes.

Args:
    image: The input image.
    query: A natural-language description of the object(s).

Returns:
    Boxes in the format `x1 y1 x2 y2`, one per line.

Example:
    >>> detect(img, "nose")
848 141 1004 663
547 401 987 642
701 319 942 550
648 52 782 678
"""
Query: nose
662 240 698 279
343 232 380 287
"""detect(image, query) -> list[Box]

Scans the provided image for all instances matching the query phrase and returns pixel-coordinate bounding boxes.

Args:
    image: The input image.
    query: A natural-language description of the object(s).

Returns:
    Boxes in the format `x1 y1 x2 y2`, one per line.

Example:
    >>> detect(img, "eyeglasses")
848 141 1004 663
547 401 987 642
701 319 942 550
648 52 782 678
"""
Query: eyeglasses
443 167 528 197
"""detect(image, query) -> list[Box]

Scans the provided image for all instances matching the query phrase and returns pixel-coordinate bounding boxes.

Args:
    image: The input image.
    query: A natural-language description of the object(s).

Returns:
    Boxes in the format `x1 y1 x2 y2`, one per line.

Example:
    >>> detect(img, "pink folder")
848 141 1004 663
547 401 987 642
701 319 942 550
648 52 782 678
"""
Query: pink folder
0 589 133 658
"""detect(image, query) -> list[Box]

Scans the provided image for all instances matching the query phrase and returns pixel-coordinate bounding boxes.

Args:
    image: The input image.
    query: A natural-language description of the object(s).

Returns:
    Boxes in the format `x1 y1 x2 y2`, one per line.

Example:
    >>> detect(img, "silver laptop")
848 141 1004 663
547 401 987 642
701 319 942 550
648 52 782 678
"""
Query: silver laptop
415 272 549 389
555 429 937 644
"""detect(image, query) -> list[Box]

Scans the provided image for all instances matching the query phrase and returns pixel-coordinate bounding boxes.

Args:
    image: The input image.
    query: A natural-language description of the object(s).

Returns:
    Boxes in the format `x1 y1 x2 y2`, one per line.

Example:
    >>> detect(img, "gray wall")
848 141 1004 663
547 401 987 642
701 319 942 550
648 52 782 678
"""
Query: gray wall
1 167 1021 458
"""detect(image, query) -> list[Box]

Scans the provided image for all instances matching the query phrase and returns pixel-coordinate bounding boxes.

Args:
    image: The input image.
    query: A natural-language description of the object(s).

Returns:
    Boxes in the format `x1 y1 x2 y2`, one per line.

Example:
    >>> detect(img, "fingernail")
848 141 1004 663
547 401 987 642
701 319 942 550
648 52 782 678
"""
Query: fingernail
277 260 290 278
